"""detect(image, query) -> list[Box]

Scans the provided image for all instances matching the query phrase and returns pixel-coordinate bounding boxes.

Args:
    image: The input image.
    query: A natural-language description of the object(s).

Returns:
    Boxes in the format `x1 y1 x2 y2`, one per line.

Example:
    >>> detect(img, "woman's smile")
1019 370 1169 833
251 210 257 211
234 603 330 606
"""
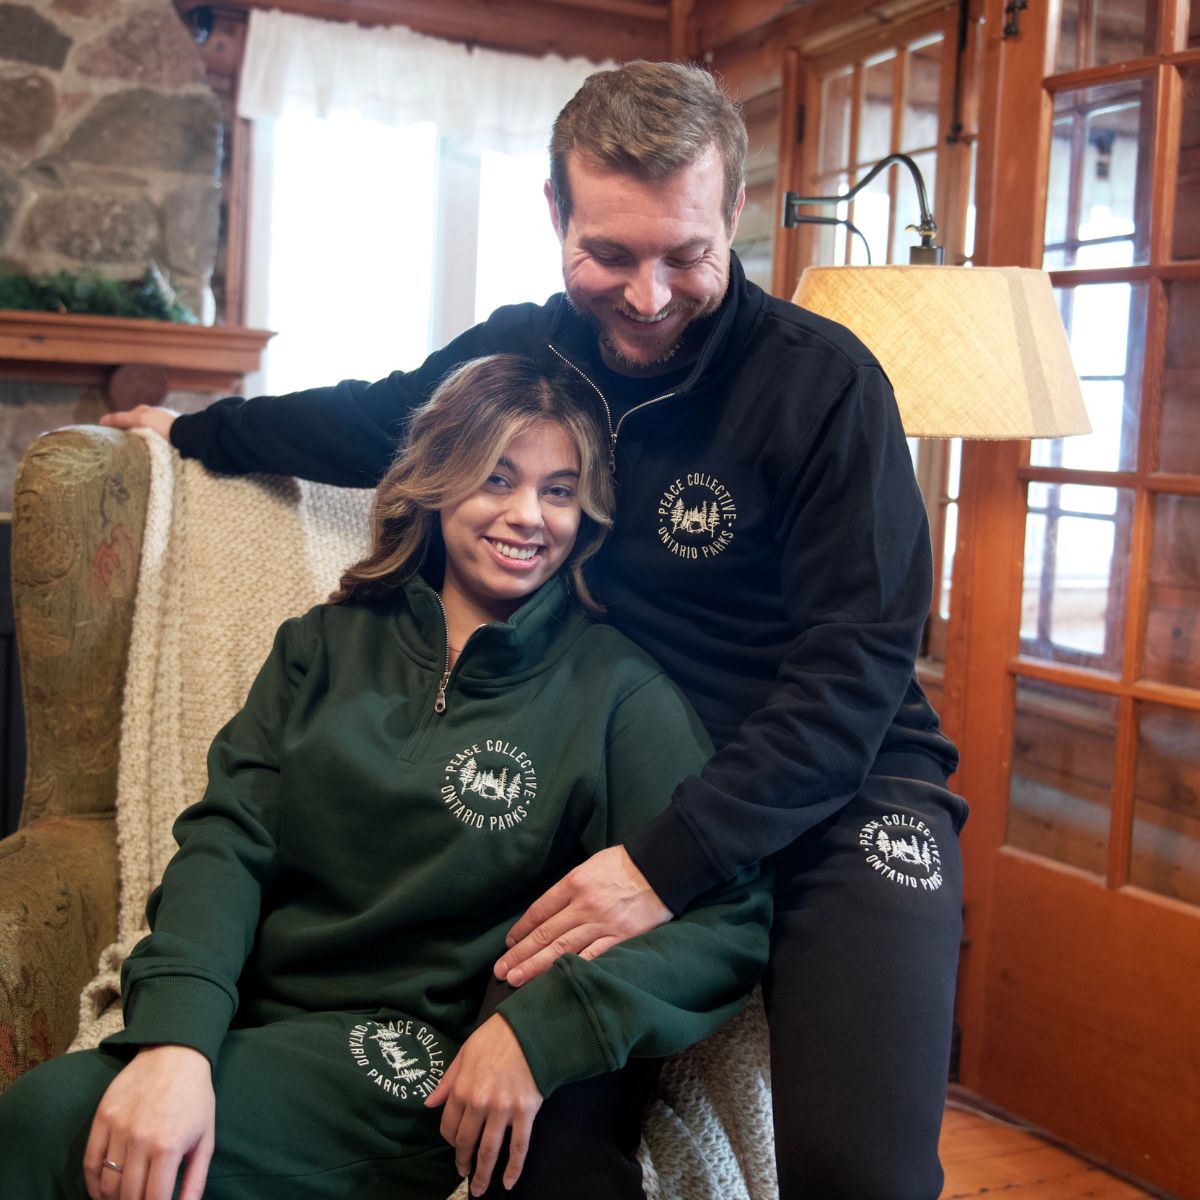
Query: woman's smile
439 420 583 625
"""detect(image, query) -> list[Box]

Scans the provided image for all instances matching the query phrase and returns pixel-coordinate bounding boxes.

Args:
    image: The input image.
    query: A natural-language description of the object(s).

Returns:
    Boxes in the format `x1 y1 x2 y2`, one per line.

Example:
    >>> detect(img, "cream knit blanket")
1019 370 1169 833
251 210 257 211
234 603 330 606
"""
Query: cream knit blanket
70 431 777 1199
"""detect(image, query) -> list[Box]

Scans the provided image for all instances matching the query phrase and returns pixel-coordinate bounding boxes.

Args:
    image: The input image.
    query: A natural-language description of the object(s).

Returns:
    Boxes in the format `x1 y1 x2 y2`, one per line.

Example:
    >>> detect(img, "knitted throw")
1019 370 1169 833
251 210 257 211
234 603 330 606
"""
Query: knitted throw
69 432 777 1199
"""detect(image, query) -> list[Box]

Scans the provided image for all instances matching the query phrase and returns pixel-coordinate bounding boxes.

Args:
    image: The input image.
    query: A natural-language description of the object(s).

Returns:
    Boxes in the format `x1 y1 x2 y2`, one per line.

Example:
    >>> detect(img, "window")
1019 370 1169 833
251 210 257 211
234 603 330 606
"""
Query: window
1003 0 1200 907
232 10 594 398
244 112 564 397
474 148 564 324
780 1 985 666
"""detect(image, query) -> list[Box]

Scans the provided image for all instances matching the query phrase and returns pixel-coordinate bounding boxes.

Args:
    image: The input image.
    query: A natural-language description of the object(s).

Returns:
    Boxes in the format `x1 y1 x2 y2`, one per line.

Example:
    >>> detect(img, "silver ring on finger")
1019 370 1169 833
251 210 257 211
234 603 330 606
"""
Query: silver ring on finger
102 1160 124 1173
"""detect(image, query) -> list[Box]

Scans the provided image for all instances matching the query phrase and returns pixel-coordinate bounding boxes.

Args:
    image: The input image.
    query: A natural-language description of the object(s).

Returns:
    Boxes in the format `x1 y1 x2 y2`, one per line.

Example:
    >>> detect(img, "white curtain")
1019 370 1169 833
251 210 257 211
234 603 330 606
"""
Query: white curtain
239 10 608 395
238 9 609 154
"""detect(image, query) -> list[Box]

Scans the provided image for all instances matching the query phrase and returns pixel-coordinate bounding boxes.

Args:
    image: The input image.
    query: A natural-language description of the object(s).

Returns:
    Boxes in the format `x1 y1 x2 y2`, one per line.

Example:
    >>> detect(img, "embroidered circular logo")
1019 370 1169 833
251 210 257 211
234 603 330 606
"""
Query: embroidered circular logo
656 472 737 560
859 814 944 892
442 740 538 832
347 1018 445 1103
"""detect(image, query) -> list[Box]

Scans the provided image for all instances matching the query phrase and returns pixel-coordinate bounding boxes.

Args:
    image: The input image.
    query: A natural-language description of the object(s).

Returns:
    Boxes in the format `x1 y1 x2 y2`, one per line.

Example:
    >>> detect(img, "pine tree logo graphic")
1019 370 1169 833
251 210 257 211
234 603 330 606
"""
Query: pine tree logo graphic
656 472 737 561
347 1018 447 1106
442 740 538 832
858 816 944 892
669 498 723 537
370 1025 429 1084
458 757 523 808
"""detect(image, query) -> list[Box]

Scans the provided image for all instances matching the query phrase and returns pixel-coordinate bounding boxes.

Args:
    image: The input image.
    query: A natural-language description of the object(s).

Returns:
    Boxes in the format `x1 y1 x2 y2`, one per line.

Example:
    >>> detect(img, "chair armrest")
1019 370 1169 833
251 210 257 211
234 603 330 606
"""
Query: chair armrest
0 815 119 1092
12 427 150 825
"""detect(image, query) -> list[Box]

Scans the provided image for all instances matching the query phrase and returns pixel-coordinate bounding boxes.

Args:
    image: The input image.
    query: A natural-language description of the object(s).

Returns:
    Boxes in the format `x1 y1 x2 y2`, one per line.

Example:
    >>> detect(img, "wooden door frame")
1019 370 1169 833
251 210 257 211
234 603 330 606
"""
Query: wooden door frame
945 2 1054 1089
771 1 983 667
772 0 966 296
945 4 1200 1192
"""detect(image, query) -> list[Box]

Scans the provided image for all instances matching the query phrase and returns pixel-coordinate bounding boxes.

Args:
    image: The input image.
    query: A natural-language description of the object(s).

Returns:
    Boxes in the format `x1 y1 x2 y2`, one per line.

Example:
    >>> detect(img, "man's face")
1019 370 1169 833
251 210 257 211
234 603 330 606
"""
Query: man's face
547 148 744 376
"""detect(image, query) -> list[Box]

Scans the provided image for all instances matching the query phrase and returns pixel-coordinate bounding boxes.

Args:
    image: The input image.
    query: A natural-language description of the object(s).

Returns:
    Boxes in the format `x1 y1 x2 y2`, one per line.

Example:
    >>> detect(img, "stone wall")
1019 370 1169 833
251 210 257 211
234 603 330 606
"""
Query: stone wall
0 0 222 510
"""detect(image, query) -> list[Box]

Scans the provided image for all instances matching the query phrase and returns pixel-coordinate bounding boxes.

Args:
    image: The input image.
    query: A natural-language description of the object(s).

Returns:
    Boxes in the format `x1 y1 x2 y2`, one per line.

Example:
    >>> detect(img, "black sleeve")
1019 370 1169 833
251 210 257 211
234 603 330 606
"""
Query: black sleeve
497 673 771 1097
169 301 557 485
625 363 942 910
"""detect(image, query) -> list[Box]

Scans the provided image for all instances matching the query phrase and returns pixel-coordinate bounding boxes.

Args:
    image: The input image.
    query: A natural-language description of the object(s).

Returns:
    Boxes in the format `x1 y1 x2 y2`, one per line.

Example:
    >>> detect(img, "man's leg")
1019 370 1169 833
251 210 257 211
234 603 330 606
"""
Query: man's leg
765 774 967 1200
474 978 658 1200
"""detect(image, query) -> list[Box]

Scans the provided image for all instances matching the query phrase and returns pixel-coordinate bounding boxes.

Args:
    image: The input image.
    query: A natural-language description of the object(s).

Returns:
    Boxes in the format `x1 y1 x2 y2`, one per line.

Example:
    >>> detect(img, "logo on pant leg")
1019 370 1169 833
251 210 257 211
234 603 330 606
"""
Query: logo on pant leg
859 814 943 891
347 1019 446 1103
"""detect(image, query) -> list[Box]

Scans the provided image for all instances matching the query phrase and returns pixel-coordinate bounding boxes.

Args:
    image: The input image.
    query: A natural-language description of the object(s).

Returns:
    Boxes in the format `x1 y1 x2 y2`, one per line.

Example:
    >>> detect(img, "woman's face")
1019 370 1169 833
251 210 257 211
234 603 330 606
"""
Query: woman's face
439 419 583 622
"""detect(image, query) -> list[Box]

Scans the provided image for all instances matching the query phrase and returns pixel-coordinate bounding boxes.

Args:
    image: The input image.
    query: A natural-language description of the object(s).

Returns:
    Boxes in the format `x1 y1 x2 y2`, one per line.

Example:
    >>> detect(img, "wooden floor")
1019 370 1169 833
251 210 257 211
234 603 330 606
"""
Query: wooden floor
939 1102 1165 1199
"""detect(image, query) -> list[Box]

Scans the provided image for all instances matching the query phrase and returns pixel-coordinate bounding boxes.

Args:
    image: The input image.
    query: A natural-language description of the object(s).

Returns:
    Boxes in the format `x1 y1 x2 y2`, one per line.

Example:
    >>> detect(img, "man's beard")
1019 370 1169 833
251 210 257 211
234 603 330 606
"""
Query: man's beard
565 290 720 374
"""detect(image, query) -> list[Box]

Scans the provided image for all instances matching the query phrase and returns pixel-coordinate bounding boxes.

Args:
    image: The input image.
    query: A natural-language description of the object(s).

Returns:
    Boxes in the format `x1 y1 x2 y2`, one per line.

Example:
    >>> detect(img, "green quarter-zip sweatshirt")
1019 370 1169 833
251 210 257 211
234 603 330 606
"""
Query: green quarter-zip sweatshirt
104 575 772 1099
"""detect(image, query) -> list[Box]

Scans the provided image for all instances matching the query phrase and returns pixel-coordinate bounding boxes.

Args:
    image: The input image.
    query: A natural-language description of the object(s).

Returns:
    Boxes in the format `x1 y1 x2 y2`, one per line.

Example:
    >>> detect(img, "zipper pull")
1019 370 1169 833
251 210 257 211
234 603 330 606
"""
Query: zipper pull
434 669 450 714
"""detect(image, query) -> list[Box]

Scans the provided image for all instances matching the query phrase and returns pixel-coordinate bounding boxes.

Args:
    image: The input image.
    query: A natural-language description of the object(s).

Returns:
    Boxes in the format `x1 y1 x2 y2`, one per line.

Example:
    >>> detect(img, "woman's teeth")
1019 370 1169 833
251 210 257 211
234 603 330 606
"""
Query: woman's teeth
488 539 539 560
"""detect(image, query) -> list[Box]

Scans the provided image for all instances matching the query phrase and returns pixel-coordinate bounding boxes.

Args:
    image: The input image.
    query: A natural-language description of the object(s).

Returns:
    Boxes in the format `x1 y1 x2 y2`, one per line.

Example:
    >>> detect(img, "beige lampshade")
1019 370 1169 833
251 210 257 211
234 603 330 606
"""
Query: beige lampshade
792 265 1092 439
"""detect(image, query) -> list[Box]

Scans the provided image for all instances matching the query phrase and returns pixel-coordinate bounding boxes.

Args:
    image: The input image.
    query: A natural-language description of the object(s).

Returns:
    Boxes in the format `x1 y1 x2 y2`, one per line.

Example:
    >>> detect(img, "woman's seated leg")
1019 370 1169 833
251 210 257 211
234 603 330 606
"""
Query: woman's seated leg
0 993 659 1200
0 1010 462 1200
202 1010 459 1199
0 1047 125 1199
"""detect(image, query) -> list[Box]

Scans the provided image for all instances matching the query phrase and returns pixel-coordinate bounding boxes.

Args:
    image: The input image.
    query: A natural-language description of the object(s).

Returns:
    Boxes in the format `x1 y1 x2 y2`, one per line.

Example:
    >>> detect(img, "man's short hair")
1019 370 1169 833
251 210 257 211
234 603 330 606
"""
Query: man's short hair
549 61 748 232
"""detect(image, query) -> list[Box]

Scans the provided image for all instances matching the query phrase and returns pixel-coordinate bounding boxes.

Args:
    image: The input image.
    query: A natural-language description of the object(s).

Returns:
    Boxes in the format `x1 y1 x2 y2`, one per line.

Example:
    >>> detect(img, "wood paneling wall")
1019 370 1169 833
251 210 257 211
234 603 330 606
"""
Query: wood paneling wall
691 2 792 291
193 0 671 64
689 1 955 293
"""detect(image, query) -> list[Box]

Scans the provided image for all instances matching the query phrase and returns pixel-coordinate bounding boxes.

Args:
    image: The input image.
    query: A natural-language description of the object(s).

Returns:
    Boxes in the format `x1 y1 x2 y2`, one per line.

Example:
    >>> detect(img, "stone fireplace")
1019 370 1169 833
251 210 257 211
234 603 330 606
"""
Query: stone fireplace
0 0 227 510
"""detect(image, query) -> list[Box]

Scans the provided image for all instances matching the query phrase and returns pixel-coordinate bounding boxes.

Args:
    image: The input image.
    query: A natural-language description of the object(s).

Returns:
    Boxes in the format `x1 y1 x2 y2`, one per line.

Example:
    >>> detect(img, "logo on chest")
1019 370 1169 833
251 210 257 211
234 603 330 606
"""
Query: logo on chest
656 472 738 560
441 740 538 832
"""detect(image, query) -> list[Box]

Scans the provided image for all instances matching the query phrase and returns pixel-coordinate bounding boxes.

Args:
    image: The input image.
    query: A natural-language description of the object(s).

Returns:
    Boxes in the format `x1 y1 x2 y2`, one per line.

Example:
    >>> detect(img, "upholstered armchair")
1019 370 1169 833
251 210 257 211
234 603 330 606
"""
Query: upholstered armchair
0 427 146 1088
0 426 775 1199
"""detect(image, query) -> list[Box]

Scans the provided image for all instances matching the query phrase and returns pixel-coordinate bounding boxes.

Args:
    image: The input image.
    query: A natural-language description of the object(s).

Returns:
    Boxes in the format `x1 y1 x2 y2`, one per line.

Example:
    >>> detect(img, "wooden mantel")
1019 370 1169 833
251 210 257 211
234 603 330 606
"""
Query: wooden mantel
0 311 273 398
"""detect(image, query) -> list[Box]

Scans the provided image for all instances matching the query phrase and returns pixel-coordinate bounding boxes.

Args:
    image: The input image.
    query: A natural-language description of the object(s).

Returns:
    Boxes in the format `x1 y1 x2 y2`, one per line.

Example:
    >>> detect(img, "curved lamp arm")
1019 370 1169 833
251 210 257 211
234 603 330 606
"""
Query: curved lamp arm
782 153 943 265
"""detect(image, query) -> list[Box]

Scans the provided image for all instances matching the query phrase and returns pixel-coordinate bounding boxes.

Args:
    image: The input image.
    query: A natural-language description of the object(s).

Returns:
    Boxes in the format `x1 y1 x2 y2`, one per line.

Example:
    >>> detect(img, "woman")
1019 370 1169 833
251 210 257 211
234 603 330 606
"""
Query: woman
0 355 770 1200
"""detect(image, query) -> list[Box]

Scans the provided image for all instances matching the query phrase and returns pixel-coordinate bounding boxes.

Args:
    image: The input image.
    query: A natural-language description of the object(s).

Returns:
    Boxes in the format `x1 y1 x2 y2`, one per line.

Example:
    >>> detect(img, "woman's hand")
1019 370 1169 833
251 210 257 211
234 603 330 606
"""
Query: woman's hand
494 845 671 986
82 1044 215 1200
425 1015 543 1196
98 406 178 439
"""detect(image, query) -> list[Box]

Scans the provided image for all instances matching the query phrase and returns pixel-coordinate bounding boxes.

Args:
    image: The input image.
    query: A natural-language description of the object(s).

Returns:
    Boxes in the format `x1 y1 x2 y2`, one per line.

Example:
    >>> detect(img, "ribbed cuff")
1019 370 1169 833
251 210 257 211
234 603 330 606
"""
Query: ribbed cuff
168 412 201 458
100 975 235 1067
624 804 724 915
496 962 612 1099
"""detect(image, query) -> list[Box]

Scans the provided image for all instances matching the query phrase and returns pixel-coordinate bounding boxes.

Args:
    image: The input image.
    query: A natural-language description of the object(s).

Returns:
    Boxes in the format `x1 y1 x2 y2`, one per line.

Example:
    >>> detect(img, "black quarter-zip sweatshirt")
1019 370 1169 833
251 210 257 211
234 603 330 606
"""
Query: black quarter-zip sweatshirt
169 253 959 914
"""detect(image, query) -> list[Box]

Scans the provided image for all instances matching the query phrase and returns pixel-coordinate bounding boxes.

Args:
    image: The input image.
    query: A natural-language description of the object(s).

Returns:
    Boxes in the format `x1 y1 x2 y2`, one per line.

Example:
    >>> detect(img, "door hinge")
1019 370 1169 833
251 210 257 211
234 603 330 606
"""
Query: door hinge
1003 0 1029 38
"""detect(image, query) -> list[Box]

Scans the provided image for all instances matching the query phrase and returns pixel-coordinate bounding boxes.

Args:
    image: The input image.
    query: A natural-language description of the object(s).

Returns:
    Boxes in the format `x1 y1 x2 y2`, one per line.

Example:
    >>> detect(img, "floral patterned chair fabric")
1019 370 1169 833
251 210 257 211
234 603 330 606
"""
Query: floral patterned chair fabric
0 427 148 1091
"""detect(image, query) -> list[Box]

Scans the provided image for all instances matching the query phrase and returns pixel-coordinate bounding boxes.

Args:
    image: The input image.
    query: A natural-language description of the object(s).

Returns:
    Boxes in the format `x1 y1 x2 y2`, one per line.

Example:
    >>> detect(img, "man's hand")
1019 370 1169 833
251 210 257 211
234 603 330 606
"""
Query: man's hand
425 1015 543 1196
99 406 178 439
494 845 671 987
82 1044 215 1200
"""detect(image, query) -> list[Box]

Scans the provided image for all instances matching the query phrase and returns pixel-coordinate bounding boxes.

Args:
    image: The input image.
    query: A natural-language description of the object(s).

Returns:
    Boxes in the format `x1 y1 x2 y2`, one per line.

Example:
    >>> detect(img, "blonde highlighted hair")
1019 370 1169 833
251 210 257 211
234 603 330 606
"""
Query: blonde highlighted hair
331 355 614 613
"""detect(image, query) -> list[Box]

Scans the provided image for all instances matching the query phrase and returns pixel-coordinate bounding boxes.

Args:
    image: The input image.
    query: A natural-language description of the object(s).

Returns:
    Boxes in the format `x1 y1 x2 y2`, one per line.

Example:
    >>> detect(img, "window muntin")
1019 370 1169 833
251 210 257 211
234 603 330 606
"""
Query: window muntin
1043 79 1154 271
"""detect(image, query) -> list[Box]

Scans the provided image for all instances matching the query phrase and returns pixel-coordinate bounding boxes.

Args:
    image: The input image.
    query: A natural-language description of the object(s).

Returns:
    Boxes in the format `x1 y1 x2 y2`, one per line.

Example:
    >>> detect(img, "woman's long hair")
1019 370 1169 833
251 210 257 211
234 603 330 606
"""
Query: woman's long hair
331 354 615 614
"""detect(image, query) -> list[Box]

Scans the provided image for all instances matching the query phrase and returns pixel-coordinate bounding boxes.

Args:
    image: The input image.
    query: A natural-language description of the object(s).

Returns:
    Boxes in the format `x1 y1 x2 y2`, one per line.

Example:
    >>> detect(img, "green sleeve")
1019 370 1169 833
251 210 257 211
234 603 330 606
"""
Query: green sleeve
101 613 314 1066
498 672 773 1097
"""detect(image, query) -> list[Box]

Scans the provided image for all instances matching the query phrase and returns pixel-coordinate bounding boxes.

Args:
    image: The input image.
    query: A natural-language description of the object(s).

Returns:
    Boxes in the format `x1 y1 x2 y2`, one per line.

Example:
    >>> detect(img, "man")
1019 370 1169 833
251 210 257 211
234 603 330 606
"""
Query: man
105 61 966 1199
